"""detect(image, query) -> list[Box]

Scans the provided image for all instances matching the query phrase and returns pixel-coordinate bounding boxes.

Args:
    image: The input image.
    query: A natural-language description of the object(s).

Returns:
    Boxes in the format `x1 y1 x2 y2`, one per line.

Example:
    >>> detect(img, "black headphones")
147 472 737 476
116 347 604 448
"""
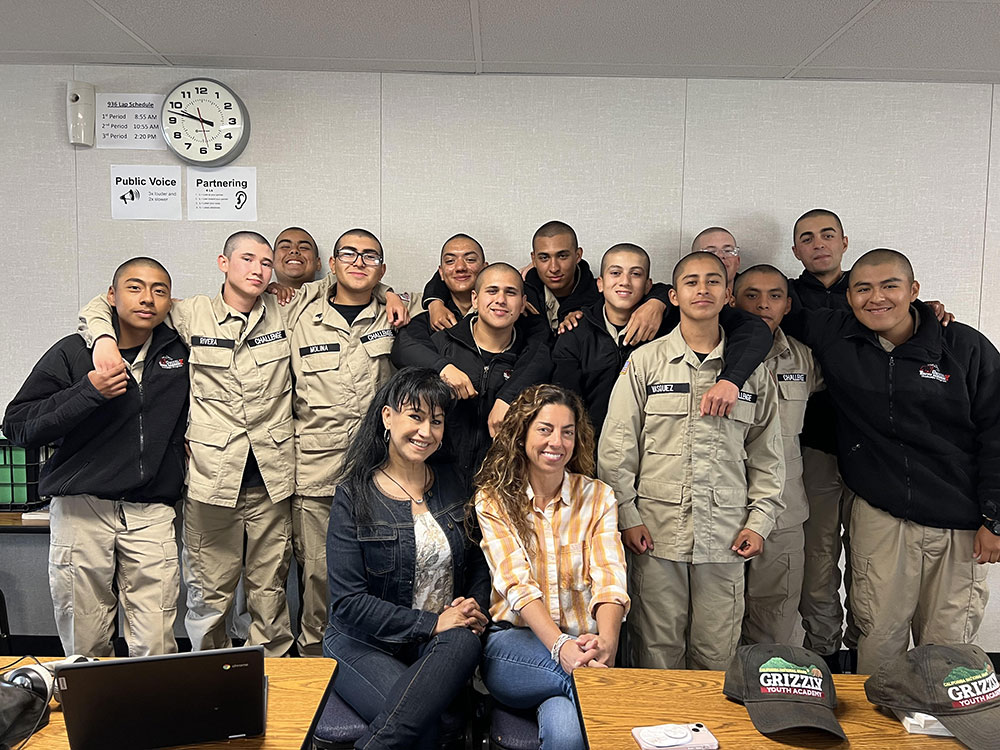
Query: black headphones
4 655 96 703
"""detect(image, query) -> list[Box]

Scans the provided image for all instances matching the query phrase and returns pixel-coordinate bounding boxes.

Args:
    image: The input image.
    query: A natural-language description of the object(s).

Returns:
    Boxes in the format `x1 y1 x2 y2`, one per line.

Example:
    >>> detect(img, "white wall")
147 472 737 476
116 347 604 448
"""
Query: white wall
2 63 999 643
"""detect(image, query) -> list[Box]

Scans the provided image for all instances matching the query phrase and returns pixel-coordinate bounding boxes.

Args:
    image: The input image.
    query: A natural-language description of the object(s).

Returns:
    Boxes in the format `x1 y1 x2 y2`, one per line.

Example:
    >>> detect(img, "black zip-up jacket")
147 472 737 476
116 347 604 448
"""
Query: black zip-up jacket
2 322 190 504
783 301 1000 529
552 301 773 438
422 261 671 326
391 314 552 476
789 269 851 455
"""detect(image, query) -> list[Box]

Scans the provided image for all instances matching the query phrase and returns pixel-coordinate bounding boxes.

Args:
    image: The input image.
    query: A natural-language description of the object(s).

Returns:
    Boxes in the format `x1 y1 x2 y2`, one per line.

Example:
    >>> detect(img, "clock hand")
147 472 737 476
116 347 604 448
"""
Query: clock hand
169 108 215 128
196 107 210 145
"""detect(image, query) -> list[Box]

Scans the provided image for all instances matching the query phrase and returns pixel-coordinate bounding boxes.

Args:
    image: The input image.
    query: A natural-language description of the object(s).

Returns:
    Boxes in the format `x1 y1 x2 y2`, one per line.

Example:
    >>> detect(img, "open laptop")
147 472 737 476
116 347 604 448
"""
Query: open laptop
55 646 266 750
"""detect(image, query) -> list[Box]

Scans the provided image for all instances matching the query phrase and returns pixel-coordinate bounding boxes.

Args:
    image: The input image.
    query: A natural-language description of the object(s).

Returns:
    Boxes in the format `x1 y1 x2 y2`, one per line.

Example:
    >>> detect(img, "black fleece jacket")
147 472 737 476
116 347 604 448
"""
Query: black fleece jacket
783 301 1000 529
391 314 552 476
3 323 190 504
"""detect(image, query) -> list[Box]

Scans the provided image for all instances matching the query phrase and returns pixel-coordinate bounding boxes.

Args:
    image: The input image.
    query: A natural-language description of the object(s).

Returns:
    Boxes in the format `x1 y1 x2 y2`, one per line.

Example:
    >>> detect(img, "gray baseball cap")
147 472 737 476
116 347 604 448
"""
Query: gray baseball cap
723 643 846 739
865 644 1000 750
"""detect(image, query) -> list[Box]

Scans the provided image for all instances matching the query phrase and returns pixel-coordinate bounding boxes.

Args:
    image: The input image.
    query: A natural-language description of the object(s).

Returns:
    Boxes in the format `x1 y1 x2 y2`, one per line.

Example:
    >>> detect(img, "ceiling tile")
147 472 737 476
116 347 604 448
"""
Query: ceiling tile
807 0 1000 74
163 55 476 74
97 0 475 62
479 0 870 67
0 0 152 55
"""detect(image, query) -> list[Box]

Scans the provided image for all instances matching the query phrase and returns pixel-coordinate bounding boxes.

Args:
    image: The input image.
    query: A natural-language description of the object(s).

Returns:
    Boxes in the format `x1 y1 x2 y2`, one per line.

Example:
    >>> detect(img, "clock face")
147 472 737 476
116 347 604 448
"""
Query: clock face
161 78 250 167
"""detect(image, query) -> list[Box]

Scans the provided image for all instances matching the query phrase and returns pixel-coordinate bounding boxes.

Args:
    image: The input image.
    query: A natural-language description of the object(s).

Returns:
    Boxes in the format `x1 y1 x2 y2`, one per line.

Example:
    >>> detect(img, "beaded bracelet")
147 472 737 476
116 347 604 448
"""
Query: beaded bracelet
550 633 574 663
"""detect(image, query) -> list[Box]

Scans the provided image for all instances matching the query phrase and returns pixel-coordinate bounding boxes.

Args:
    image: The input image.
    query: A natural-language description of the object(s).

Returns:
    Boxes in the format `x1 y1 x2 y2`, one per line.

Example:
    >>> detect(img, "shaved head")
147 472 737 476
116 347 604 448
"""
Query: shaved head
850 248 914 284
474 262 523 294
672 251 727 287
112 257 171 289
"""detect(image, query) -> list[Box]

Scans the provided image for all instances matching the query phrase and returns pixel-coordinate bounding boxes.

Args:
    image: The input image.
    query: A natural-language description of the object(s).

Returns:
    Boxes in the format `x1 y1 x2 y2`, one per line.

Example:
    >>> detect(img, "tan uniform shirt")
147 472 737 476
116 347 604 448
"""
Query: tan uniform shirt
764 328 823 529
285 279 421 496
81 292 295 508
598 326 785 564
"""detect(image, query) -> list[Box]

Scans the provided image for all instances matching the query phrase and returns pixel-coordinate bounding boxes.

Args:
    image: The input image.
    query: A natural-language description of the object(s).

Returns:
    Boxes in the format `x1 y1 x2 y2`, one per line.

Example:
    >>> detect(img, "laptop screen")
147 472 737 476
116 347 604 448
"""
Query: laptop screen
56 646 266 750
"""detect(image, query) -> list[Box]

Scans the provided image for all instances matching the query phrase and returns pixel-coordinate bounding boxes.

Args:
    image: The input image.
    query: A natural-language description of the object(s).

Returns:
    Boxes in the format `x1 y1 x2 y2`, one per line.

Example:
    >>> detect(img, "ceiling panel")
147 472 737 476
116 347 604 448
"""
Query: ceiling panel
0 0 152 55
163 55 476 74
807 0 1000 73
97 0 476 62
479 0 870 67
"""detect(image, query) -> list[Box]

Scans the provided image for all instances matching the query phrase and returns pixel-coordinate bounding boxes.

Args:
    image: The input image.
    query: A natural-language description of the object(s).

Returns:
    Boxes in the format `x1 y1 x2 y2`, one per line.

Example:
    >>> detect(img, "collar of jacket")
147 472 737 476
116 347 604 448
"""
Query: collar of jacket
110 310 181 356
843 301 942 360
796 268 849 295
212 287 267 325
444 314 518 354
524 258 591 299
661 324 725 366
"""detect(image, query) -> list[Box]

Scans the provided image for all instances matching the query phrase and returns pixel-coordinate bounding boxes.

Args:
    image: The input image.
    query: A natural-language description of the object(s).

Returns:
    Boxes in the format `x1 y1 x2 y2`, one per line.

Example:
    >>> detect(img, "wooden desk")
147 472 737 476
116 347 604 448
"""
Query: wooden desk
573 668 963 749
22 657 336 749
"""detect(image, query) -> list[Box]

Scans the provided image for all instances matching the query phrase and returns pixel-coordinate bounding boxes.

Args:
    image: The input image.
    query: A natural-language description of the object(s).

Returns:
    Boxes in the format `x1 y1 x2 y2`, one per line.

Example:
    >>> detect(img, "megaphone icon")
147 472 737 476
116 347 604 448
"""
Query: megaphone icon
120 188 140 204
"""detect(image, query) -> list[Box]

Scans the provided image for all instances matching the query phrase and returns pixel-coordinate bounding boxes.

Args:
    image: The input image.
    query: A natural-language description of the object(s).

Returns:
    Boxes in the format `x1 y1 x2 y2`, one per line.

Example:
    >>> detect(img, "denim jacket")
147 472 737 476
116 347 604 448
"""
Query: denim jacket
326 462 491 653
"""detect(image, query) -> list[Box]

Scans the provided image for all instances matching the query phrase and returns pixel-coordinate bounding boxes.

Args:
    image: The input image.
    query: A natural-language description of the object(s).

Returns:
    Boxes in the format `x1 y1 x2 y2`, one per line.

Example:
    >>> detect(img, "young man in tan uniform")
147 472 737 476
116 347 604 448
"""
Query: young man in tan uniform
81 231 297 656
731 265 822 645
599 252 784 671
281 228 419 655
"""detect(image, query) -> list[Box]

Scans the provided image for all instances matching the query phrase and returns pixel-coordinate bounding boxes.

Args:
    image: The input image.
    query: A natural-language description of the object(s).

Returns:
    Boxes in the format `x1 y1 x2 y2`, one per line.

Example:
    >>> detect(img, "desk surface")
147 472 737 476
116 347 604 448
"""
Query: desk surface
573 668 964 749
23 656 336 750
0 511 49 532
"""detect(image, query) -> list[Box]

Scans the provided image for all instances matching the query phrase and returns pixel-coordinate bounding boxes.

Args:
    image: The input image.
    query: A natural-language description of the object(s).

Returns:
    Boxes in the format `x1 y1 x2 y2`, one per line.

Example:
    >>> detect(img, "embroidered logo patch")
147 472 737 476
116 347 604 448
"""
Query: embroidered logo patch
620 360 631 375
943 663 1000 708
757 657 825 698
919 363 951 383
502 368 512 381
778 373 806 382
158 355 185 369
646 383 691 395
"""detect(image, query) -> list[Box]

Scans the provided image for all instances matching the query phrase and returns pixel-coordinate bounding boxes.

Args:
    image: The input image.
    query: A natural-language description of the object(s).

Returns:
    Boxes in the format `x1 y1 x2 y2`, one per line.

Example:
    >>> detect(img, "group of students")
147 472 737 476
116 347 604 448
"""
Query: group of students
3 209 1000 750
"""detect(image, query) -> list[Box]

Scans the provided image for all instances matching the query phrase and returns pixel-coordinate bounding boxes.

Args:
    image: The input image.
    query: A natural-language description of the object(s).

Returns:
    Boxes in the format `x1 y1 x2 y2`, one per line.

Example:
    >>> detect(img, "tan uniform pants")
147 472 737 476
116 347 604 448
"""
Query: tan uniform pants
627 552 744 671
290 494 333 656
182 486 294 657
800 447 858 655
850 497 989 675
48 495 179 657
742 523 805 646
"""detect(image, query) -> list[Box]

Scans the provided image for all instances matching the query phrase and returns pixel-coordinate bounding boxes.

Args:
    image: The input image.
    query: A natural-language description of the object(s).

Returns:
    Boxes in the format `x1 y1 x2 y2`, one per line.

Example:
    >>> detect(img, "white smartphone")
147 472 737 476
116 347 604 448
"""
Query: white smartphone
631 722 720 750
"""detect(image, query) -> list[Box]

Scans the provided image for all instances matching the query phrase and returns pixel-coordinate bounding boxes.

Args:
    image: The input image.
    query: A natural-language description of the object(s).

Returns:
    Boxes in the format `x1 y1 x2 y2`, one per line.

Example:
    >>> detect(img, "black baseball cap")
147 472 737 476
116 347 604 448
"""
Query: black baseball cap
865 644 1000 750
723 643 846 739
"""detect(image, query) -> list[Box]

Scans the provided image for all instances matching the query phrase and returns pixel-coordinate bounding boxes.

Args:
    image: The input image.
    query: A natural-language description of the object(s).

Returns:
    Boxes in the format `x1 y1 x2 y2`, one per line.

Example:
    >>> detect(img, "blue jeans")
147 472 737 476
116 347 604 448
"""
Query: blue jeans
481 626 585 750
323 626 481 750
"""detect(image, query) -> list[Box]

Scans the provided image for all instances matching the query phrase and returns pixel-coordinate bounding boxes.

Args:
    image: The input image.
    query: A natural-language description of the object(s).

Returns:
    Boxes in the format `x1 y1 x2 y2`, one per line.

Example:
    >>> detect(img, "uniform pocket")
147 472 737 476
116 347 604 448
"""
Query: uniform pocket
711 487 749 551
185 423 233 487
250 338 292 399
715 400 754 461
188 345 234 401
642 393 689 455
777 381 810 438
160 539 181 610
298 348 342 407
849 554 873 635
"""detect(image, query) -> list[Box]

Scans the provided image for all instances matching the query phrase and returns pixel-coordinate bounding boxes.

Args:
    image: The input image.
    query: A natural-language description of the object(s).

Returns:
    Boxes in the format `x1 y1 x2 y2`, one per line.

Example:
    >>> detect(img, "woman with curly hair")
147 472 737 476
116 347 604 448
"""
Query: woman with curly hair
473 384 629 750
324 367 490 750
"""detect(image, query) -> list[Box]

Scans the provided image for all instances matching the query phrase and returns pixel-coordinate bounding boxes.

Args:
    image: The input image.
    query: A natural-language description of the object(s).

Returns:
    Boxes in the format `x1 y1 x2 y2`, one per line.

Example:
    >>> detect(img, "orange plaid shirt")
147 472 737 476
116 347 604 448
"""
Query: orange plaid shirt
474 472 630 636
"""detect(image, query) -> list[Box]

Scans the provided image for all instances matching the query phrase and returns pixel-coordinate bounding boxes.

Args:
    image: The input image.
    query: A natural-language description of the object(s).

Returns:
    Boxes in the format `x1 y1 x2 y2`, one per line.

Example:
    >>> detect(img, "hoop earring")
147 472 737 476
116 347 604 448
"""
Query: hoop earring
383 428 390 443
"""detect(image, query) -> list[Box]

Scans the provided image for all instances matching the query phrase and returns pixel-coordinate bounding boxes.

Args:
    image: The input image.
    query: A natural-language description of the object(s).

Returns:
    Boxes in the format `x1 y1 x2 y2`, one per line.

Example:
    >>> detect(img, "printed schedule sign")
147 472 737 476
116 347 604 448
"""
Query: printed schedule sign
187 166 257 221
110 165 182 220
96 94 167 150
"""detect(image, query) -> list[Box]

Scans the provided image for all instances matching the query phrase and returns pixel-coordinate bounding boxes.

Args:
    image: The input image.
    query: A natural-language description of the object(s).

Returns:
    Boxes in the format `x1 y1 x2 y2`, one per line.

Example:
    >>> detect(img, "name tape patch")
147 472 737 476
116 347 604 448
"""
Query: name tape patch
362 329 395 344
299 343 341 356
646 383 691 395
192 336 235 349
737 391 758 403
248 330 287 347
778 373 806 382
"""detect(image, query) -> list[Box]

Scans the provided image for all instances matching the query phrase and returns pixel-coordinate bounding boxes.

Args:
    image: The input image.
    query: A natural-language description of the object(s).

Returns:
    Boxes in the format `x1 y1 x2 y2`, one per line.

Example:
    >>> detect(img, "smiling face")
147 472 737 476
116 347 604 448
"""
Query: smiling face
218 237 273 300
731 269 791 333
472 265 525 331
524 403 577 483
273 228 320 287
597 250 652 317
793 213 848 278
847 260 920 344
531 232 583 295
330 231 386 297
381 398 444 466
108 263 172 335
669 254 728 321
439 236 487 295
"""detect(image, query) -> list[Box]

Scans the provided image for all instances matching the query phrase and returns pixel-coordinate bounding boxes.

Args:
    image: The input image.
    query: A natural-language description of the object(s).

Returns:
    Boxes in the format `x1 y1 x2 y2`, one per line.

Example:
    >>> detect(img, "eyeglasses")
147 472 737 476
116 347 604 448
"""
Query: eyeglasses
696 245 740 258
335 249 383 267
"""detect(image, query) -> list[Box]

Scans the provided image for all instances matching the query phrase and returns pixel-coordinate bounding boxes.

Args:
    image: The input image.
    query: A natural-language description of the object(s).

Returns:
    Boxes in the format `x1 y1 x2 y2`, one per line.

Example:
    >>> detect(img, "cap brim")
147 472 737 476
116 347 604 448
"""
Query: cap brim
937 706 1000 750
745 701 847 740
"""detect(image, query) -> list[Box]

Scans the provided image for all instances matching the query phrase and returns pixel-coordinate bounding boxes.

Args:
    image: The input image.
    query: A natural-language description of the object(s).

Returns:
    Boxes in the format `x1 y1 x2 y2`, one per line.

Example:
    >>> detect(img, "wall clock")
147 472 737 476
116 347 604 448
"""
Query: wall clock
160 78 250 167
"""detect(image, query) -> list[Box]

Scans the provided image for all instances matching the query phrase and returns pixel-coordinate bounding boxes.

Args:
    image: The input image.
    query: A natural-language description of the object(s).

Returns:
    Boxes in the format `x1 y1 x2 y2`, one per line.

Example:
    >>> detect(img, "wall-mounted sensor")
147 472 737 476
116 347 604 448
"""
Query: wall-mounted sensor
67 81 95 147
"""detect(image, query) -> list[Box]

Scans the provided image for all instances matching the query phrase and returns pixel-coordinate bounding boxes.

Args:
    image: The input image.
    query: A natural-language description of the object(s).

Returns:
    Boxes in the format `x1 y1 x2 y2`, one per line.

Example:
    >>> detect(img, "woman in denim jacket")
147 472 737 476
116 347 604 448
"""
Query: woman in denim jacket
324 367 491 750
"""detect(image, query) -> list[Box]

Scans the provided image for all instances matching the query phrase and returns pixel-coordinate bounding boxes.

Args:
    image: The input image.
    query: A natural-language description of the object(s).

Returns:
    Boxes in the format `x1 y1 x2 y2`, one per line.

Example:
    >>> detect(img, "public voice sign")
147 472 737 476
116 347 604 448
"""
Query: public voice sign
110 165 182 220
